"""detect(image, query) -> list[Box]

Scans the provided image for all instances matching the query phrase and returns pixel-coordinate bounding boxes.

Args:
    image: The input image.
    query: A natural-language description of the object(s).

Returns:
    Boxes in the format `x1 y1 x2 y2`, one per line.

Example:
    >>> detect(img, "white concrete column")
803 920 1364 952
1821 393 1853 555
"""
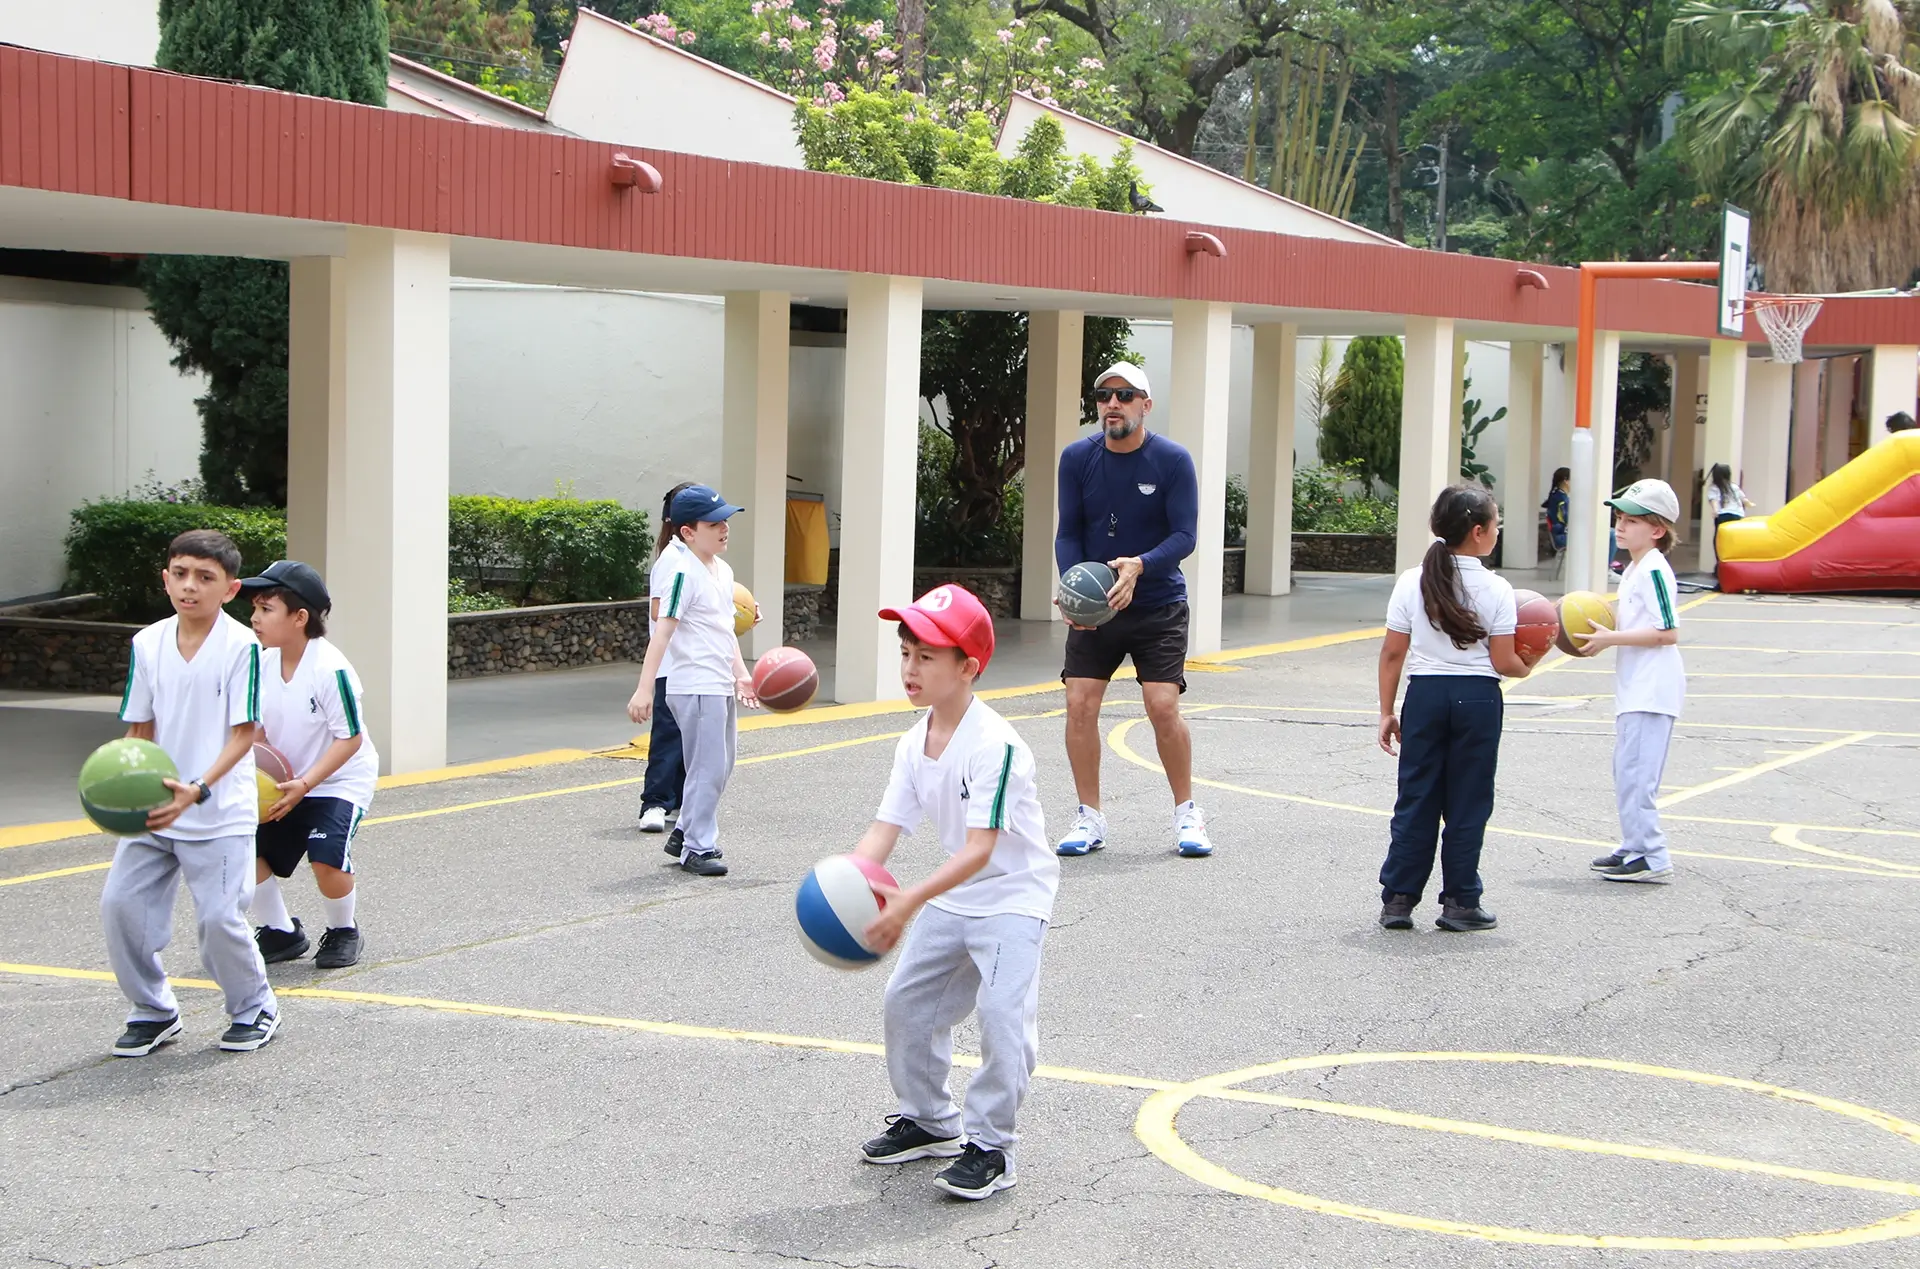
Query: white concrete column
722 291 791 659
1867 345 1920 445
1670 352 1702 530
1020 310 1084 621
1788 361 1824 499
333 229 450 774
835 274 922 703
1448 333 1468 481
287 257 345 573
1396 317 1455 571
1502 341 1542 568
1245 322 1299 595
1822 354 1857 476
1170 300 1232 654
1744 361 1792 513
1699 339 1749 574
1569 330 1621 593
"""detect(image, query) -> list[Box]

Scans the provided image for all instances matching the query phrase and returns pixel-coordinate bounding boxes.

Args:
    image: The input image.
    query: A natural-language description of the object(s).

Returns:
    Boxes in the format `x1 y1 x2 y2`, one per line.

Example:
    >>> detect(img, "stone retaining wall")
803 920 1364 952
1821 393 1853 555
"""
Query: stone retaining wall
448 600 650 678
0 616 138 693
1293 532 1397 574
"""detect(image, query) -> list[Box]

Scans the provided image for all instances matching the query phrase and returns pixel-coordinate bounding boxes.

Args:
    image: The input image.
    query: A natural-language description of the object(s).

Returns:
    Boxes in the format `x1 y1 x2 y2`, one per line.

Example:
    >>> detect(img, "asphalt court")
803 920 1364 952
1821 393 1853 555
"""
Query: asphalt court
6 594 1920 1267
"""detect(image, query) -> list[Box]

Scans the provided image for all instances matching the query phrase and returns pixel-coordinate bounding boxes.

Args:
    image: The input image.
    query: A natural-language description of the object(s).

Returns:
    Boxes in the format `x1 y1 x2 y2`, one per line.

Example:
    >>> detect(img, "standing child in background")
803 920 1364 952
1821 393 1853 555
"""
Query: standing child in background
101 530 279 1056
242 561 379 969
1705 463 1753 528
1578 479 1686 885
626 484 756 878
637 481 697 843
1376 487 1534 933
1542 467 1570 557
852 585 1055 1201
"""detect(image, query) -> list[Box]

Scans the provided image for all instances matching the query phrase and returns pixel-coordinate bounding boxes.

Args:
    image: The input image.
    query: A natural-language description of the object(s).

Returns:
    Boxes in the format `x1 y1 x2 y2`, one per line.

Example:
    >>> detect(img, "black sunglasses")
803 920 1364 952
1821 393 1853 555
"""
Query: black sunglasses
1093 387 1142 404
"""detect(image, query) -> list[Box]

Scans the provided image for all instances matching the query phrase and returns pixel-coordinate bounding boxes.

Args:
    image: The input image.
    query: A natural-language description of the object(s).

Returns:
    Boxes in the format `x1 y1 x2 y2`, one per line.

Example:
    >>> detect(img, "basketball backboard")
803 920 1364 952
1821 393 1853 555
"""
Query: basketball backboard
1717 204 1750 337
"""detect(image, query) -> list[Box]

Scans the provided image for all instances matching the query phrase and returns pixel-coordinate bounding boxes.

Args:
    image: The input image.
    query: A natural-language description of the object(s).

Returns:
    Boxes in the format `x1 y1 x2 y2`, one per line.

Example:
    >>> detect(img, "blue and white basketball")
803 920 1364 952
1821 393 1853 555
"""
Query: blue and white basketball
795 854 899 970
1058 561 1117 627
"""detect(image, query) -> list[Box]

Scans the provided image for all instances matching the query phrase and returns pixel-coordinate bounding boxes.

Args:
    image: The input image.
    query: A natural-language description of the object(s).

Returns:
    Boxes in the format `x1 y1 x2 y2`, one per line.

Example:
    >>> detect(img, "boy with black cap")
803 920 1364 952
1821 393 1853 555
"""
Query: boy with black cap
851 584 1056 1201
241 560 379 967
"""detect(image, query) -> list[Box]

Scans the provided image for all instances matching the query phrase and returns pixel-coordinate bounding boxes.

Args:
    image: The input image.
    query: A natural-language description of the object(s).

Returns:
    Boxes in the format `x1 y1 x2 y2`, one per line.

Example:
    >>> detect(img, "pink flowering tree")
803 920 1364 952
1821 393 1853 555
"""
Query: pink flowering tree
930 16 1124 129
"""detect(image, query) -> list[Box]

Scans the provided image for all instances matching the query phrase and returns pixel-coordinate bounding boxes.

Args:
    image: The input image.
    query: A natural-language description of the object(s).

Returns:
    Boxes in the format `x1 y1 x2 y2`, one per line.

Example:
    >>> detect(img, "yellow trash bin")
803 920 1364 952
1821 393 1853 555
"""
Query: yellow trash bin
785 494 830 586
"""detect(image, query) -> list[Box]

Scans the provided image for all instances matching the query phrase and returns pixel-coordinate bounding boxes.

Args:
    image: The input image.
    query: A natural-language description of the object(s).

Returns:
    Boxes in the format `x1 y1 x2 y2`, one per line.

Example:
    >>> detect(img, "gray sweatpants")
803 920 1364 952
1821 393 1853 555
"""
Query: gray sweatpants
101 833 277 1024
667 693 736 859
1615 711 1676 871
883 905 1046 1159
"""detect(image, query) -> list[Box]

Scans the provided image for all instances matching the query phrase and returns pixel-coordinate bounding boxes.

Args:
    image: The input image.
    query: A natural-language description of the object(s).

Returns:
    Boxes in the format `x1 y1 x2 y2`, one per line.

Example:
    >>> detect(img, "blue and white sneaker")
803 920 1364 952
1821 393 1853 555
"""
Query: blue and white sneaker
1174 802 1212 857
1056 805 1108 857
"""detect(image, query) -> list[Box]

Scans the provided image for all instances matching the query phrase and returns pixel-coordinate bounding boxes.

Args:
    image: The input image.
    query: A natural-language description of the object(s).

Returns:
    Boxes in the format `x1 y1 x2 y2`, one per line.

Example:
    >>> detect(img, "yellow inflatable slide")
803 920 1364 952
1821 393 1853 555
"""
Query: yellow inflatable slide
1716 434 1920 593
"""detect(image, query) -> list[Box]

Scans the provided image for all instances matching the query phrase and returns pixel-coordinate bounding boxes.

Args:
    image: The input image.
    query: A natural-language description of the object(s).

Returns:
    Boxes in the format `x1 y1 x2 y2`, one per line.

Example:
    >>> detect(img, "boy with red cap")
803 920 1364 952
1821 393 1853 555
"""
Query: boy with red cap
850 584 1057 1201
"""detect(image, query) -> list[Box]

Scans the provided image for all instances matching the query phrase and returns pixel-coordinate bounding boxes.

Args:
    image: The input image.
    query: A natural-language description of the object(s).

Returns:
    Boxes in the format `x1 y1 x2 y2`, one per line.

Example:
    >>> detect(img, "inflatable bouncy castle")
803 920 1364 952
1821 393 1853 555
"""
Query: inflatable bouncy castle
1716 434 1920 594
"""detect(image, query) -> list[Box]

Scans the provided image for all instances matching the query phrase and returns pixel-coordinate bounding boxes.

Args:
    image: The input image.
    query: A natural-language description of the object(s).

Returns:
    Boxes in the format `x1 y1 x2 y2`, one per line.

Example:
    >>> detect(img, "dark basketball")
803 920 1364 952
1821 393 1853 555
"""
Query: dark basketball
1058 561 1117 627
752 647 819 713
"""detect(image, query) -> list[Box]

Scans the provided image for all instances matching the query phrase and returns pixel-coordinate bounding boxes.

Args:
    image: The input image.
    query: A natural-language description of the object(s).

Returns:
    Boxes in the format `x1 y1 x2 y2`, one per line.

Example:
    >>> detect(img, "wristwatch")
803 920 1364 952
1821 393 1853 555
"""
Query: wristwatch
192 779 211 804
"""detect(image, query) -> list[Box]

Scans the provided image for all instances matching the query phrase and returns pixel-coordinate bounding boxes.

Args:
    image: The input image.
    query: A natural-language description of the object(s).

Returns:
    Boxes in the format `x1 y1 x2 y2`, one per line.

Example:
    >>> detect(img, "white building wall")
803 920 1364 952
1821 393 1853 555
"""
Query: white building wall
0 0 159 66
0 281 206 602
545 9 803 166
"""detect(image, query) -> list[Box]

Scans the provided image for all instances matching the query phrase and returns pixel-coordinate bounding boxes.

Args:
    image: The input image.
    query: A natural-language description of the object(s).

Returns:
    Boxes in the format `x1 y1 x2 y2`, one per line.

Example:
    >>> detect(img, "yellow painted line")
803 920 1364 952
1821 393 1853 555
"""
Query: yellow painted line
1770 826 1920 874
1684 692 1920 704
1554 670 1920 680
1136 1051 1920 1251
0 861 112 887
1656 732 1875 809
1669 815 1920 841
1685 645 1920 656
0 820 99 850
1197 627 1386 663
1687 617 1919 626
376 748 596 789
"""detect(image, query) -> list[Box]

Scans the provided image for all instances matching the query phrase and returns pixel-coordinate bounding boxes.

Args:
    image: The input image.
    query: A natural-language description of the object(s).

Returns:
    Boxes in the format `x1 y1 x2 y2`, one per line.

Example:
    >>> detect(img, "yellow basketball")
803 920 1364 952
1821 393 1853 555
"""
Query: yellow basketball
1555 590 1616 657
733 583 756 637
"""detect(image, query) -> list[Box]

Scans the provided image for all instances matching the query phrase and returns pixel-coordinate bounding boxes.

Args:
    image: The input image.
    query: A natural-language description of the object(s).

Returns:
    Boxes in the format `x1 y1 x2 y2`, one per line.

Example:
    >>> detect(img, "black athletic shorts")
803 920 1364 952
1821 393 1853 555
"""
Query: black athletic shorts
1062 601 1189 692
257 796 363 878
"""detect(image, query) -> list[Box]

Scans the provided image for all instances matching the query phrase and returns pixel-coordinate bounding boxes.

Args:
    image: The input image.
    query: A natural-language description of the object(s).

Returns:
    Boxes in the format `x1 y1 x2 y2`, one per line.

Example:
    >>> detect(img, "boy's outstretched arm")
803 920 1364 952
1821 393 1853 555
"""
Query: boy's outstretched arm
863 827 996 954
148 721 257 831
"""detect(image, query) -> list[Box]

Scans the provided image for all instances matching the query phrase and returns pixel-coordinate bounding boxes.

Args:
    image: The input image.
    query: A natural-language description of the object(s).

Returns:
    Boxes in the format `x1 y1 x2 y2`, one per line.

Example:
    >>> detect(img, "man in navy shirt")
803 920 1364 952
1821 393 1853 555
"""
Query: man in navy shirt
1053 363 1211 858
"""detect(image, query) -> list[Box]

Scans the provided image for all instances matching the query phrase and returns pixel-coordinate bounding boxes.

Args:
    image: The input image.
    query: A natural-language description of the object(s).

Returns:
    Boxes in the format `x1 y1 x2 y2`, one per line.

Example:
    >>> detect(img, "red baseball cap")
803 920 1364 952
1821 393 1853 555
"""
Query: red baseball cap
879 584 996 676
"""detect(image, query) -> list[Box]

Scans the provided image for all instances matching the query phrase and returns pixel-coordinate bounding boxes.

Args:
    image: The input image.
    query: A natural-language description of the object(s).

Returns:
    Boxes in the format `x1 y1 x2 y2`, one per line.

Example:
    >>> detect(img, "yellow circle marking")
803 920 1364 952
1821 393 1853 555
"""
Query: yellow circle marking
1135 1051 1920 1251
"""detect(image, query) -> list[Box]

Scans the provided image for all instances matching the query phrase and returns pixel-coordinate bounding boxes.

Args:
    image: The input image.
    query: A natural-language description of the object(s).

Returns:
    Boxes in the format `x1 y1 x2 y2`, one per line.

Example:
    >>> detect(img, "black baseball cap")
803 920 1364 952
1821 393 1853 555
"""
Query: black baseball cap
239 560 331 612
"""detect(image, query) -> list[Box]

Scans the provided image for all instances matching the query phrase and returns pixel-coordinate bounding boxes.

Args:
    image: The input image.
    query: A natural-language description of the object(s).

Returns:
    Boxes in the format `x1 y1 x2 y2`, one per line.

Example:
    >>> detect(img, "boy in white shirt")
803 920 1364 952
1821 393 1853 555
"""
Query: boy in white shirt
851 585 1056 1201
102 530 279 1056
1577 479 1686 884
241 561 380 967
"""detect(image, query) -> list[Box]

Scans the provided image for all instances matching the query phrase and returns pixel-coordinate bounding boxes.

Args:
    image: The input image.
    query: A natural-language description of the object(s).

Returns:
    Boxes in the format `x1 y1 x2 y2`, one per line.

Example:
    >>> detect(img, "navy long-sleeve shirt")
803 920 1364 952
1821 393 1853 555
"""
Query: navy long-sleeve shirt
1054 431 1199 610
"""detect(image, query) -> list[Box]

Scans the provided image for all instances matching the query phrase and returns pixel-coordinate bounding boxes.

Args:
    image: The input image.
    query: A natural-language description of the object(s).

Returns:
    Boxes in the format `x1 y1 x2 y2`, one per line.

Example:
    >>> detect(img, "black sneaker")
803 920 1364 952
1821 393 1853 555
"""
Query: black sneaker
861 1115 965 1164
933 1143 1015 1200
681 851 728 877
1379 894 1416 930
663 827 684 857
1590 850 1628 871
1598 857 1673 884
314 926 363 968
1436 903 1498 932
111 1015 182 1057
218 1010 280 1052
255 918 310 964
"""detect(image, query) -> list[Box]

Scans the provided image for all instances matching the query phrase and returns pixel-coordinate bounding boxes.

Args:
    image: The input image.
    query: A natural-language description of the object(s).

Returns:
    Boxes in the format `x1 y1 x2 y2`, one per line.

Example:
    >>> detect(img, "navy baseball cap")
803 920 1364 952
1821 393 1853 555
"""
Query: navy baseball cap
238 560 331 611
670 484 745 524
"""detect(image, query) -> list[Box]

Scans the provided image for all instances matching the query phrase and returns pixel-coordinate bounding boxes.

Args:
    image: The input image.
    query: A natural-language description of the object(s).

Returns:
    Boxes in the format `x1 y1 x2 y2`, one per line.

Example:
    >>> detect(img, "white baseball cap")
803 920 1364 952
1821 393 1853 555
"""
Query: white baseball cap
1093 362 1151 397
1606 478 1680 522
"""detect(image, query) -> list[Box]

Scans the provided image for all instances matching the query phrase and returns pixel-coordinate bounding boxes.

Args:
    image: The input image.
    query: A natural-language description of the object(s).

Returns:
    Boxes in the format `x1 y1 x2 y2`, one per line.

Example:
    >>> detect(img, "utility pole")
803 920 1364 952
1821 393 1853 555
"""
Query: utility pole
1434 131 1449 254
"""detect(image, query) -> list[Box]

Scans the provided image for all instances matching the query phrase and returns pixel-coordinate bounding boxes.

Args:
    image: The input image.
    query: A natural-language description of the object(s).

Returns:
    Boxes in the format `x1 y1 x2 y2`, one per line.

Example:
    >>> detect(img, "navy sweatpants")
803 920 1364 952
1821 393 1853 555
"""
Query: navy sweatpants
1379 674 1503 908
641 676 685 813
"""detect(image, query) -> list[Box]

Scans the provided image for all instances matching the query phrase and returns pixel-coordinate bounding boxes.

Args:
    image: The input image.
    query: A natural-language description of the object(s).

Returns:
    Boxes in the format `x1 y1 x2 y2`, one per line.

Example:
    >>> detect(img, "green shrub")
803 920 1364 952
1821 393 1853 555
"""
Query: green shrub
1292 462 1398 535
915 424 1024 568
65 500 287 621
1319 336 1405 492
448 578 512 613
448 494 650 603
1225 474 1249 546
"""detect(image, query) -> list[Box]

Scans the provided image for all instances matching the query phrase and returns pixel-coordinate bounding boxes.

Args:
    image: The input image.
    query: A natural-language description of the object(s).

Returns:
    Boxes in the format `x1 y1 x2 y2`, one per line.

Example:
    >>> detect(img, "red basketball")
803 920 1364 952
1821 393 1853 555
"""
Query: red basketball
1511 588 1558 666
752 647 819 713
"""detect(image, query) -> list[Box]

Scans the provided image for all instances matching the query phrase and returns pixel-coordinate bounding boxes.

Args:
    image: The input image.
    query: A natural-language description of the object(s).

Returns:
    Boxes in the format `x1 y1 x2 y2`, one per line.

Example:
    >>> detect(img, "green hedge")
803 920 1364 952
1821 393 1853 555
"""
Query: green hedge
448 495 650 604
65 501 288 622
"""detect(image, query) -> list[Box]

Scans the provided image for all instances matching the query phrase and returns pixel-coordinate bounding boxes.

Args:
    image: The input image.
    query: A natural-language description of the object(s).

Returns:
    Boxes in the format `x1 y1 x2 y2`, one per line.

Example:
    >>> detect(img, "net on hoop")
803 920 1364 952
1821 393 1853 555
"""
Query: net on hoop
1747 297 1823 364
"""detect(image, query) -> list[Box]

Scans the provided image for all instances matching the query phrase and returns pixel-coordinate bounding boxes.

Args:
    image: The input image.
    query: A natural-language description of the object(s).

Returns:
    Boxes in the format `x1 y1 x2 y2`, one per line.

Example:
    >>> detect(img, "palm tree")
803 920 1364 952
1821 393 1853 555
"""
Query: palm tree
1666 0 1920 293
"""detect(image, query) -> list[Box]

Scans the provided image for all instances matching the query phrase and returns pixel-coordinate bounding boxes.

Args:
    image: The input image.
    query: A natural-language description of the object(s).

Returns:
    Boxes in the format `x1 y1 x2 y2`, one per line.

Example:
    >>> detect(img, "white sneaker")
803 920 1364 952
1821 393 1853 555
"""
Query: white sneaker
1174 802 1212 857
638 806 669 833
1056 805 1107 857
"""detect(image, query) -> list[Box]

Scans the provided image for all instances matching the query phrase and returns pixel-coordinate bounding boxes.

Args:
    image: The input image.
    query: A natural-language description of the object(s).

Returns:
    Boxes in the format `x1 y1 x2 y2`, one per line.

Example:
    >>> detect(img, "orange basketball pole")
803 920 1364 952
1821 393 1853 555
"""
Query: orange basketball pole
1566 260 1721 593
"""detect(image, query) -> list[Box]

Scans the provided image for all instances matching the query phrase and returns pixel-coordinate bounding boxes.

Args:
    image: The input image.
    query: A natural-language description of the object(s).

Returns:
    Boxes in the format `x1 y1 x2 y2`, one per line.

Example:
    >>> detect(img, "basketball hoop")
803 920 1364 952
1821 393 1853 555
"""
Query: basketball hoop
1739 294 1824 364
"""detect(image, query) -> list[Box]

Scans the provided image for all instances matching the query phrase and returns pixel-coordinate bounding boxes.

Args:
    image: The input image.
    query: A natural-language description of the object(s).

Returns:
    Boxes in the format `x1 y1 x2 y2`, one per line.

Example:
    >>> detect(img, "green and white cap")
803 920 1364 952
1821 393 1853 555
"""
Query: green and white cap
1606 478 1680 522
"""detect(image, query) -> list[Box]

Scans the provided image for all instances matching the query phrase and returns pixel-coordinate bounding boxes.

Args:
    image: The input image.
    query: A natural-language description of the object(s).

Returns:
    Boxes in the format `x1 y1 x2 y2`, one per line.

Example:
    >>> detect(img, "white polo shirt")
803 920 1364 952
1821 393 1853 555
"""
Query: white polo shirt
1384 556 1517 678
1614 552 1686 717
259 637 380 810
119 613 261 841
877 697 1057 922
655 538 739 696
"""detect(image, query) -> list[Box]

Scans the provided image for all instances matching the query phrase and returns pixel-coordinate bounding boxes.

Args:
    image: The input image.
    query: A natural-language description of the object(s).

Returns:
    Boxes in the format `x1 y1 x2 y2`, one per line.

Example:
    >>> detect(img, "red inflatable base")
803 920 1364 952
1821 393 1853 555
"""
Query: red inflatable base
1717 474 1920 594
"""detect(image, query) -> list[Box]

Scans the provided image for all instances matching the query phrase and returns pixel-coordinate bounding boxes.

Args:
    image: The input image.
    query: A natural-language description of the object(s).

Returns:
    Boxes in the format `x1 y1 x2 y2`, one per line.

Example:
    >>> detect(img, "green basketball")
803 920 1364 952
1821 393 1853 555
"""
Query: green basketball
78 738 179 835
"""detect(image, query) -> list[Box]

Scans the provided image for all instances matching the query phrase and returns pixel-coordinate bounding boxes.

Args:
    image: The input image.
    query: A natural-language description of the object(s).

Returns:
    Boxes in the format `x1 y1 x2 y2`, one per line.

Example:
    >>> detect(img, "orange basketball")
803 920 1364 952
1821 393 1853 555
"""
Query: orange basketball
752 647 818 713
1511 588 1557 666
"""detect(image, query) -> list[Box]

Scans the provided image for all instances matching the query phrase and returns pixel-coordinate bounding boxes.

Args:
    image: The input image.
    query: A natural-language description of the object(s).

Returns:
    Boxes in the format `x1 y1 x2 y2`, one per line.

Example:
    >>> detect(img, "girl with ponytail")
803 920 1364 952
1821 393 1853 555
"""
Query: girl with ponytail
1375 485 1535 933
636 481 699 839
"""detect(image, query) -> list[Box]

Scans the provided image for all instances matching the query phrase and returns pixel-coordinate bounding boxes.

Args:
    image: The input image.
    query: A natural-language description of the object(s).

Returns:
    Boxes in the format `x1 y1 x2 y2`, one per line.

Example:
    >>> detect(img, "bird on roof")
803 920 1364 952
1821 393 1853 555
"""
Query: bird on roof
1128 180 1164 214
